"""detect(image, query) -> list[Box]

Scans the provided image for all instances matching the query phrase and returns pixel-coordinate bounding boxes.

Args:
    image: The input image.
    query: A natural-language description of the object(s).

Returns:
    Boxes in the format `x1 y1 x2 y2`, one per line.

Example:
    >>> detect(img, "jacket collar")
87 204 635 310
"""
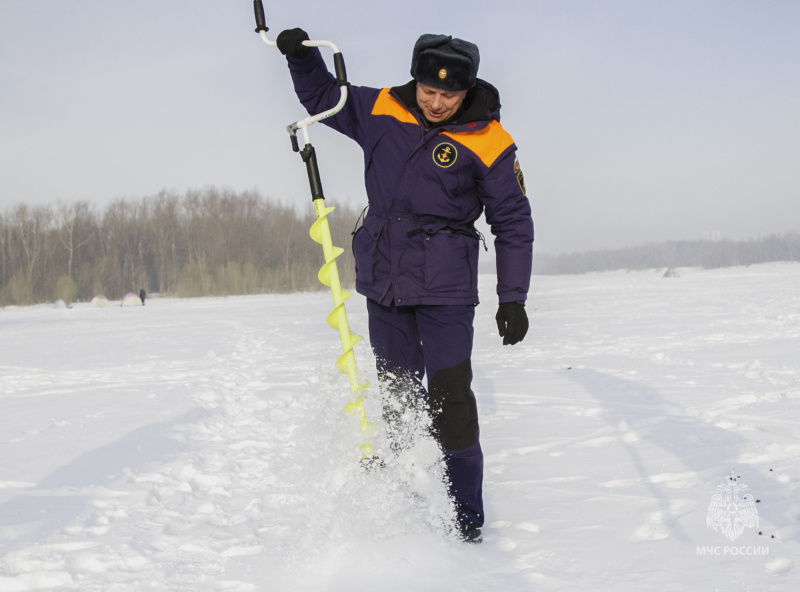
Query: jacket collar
390 79 501 132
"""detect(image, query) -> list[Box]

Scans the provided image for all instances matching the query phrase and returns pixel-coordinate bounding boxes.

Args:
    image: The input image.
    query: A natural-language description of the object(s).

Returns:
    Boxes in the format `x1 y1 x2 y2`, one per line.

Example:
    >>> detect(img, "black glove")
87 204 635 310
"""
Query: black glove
495 302 528 346
276 28 311 58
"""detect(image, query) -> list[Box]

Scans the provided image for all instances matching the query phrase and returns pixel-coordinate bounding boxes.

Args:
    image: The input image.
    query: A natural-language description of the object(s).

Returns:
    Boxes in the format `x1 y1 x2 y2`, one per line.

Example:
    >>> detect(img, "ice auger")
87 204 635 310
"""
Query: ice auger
253 1 377 462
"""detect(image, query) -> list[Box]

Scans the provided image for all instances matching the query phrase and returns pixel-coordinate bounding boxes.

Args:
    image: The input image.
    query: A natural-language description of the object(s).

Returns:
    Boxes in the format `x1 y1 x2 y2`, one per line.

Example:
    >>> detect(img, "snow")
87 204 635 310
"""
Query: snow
1 263 799 591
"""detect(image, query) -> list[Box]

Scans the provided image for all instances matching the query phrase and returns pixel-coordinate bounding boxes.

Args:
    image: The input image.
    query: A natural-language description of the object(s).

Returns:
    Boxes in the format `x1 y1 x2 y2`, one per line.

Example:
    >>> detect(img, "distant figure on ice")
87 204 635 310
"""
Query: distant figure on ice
139 289 146 305
277 30 533 543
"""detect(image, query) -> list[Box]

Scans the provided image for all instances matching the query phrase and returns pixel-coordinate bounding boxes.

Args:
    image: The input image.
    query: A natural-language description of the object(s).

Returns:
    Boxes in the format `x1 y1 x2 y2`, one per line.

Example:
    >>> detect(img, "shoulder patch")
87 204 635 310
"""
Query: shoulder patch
514 157 526 196
442 120 515 168
371 88 419 125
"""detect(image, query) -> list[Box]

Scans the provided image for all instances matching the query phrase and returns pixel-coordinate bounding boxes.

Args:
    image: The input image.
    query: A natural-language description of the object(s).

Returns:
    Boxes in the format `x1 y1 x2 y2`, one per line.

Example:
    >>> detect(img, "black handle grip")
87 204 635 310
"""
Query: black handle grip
253 0 268 33
301 145 325 201
333 52 348 86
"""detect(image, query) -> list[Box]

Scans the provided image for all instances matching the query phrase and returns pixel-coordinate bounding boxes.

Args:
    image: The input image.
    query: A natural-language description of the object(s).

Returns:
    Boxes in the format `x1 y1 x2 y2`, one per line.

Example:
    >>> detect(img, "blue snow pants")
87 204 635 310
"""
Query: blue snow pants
366 298 484 527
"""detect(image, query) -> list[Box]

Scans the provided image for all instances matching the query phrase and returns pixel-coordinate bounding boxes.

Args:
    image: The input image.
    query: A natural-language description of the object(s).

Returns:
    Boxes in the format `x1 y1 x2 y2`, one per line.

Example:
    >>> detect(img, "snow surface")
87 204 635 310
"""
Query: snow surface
1 264 799 591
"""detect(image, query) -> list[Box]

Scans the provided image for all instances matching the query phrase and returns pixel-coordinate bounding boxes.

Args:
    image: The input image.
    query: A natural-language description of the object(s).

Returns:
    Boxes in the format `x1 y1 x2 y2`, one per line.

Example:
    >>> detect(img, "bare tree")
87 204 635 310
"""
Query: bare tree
56 200 96 279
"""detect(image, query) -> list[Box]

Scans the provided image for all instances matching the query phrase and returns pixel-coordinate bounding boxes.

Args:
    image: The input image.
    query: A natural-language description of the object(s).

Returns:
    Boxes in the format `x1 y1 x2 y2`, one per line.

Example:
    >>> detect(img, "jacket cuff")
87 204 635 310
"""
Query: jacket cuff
286 47 323 70
498 291 527 304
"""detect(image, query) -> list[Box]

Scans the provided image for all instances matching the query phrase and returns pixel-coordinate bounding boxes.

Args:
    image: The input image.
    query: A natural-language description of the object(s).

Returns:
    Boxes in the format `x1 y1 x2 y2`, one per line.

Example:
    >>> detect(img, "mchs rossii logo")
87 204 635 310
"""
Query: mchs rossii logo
696 473 769 557
706 474 759 542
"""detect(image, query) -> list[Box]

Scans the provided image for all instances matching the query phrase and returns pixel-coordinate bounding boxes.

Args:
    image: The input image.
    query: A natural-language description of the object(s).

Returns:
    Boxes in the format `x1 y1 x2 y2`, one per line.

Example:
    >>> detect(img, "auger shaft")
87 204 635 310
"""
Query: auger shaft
298 101 373 455
309 197 375 457
310 198 361 393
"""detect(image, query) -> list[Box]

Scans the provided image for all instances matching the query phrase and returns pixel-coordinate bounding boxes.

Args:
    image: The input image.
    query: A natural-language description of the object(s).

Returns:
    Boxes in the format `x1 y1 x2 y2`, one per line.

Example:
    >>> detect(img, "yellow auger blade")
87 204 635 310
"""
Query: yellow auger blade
327 301 354 330
345 396 378 437
309 205 337 245
317 251 345 287
310 198 375 458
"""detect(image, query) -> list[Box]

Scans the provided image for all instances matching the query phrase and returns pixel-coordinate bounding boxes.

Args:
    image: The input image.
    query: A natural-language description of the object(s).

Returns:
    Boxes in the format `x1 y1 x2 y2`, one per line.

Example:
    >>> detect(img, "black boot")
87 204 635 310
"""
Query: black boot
458 520 482 544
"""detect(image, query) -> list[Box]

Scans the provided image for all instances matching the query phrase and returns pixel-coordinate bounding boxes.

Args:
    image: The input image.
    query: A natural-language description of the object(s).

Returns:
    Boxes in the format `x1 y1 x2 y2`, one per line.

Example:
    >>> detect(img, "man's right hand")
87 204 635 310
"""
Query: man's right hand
276 28 311 58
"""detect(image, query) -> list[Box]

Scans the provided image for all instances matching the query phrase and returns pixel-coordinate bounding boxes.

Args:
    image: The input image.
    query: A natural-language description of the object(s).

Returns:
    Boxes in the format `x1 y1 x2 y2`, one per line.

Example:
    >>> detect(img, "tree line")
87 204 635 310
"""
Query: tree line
5 187 798 306
1 188 361 306
533 233 800 275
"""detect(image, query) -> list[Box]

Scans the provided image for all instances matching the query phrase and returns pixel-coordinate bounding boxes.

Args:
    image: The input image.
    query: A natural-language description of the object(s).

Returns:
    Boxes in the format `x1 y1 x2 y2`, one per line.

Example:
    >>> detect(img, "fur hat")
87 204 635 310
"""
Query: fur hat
410 34 480 91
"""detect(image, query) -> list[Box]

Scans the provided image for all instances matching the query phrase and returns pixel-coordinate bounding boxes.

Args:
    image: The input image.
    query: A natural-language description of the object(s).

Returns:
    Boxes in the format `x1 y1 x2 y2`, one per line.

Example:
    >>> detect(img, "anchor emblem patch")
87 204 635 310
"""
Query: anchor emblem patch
433 142 457 168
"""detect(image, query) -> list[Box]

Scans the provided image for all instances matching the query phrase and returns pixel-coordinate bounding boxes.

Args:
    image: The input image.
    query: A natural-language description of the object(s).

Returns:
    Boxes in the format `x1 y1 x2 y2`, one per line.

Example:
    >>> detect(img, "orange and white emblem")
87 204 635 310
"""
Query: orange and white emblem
438 68 447 79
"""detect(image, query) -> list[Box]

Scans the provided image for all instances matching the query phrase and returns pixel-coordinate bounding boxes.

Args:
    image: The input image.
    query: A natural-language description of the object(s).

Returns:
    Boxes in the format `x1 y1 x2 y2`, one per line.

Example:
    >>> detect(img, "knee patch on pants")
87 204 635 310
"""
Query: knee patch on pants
429 359 479 450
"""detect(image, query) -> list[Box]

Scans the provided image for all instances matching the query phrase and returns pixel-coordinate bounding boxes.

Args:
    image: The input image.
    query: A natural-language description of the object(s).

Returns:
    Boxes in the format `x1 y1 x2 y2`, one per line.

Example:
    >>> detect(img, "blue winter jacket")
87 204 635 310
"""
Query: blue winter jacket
286 49 533 306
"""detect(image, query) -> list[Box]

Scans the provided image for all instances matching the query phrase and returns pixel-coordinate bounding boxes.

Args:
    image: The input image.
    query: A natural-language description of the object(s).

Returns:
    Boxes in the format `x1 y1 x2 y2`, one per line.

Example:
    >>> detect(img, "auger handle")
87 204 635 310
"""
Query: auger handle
252 0 349 148
282 38 348 145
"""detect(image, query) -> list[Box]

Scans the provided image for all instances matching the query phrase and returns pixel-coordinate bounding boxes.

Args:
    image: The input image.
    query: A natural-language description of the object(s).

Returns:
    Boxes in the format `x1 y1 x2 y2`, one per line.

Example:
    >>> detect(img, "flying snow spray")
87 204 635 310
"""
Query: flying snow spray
253 0 378 465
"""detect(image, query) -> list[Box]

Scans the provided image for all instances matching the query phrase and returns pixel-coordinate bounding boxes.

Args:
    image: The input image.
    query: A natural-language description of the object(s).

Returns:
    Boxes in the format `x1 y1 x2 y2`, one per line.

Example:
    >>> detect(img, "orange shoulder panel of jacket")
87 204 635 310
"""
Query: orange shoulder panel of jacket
442 121 515 168
370 88 419 125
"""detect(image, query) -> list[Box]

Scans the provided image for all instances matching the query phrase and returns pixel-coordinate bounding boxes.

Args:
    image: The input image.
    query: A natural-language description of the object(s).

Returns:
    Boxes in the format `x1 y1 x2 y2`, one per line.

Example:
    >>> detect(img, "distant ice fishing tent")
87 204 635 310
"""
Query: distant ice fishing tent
52 299 68 309
121 292 143 307
663 268 681 278
90 295 110 308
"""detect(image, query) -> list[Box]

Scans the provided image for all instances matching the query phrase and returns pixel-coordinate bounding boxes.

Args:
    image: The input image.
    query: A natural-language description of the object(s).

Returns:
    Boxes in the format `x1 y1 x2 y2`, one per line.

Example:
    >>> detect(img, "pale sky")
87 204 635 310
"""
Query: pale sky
1 0 798 254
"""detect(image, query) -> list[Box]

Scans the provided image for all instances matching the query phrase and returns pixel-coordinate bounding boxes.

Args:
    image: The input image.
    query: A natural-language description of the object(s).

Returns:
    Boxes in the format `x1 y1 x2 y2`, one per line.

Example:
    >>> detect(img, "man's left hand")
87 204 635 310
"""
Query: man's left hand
495 302 528 345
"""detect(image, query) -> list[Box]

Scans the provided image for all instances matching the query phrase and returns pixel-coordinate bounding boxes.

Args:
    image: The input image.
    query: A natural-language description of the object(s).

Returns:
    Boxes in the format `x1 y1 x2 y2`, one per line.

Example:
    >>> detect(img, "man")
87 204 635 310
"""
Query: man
277 30 533 543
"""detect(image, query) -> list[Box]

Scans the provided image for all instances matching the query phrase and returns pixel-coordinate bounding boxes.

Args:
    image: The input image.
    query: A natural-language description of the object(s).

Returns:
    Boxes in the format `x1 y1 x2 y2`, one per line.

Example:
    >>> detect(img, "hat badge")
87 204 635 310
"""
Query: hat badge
438 68 447 79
